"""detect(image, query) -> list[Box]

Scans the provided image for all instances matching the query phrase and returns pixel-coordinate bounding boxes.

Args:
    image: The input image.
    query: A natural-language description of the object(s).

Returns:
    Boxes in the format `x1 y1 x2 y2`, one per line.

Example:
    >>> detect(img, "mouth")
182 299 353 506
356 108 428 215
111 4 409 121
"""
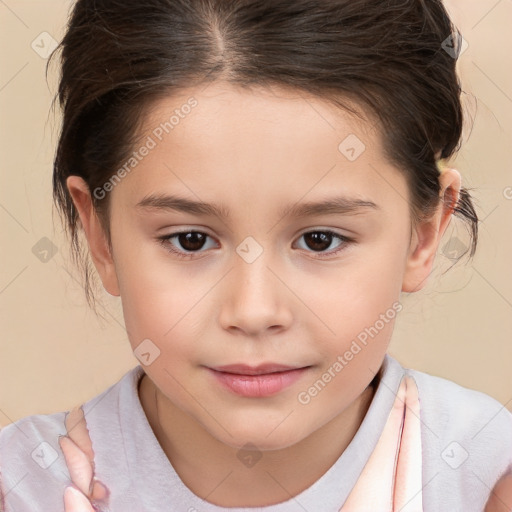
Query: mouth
211 363 307 375
206 363 312 397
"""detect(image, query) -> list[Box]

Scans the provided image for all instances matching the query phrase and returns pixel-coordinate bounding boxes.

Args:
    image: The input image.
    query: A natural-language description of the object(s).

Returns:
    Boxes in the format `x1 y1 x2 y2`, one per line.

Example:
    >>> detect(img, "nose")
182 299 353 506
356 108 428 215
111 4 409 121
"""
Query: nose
218 250 293 337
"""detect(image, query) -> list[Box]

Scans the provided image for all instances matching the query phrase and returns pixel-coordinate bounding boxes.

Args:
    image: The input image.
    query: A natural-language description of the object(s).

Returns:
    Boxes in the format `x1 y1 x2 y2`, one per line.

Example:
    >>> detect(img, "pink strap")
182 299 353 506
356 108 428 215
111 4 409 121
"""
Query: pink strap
340 375 423 511
59 406 110 512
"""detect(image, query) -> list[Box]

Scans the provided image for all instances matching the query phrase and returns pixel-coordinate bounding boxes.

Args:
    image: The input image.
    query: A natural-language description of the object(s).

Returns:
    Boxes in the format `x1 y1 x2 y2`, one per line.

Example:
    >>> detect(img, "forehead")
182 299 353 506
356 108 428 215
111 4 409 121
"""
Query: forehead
142 81 377 150
112 81 408 218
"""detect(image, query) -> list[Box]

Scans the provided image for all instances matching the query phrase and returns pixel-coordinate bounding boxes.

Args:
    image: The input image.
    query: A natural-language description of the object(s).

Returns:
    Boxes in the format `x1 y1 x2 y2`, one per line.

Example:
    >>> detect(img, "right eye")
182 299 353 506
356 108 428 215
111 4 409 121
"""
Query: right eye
157 230 218 259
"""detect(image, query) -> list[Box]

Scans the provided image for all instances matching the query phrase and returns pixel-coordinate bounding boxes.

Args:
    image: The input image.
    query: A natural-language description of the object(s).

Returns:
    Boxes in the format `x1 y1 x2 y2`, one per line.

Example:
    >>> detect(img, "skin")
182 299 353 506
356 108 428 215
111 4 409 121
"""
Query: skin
67 81 462 507
485 473 512 512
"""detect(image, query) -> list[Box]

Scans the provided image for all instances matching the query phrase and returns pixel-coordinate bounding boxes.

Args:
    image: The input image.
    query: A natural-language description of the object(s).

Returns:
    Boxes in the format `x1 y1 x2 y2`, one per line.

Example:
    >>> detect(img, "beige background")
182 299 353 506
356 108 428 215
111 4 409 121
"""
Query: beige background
0 0 511 426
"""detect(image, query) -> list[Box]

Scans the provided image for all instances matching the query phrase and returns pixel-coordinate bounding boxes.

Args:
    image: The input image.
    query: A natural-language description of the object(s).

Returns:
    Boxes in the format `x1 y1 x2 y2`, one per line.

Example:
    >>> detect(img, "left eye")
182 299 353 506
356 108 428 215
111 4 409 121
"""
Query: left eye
294 230 352 256
158 229 352 259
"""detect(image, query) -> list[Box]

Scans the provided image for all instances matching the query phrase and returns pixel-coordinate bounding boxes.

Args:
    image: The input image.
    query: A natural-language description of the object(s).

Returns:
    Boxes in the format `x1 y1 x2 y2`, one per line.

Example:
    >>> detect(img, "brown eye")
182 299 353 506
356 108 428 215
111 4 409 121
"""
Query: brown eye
303 232 333 251
158 230 217 259
295 230 353 257
175 232 207 251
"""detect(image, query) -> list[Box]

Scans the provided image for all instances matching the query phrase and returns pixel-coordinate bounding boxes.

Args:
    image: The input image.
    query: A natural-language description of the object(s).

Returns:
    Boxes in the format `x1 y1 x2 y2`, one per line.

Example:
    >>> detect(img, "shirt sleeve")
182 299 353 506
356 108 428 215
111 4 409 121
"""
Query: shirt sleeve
407 367 512 511
0 412 70 512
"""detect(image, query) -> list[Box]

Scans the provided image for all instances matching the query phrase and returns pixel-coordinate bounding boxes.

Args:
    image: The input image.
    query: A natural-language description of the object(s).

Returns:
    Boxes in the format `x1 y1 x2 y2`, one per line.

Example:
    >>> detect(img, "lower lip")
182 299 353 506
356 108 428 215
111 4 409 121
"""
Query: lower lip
207 367 309 397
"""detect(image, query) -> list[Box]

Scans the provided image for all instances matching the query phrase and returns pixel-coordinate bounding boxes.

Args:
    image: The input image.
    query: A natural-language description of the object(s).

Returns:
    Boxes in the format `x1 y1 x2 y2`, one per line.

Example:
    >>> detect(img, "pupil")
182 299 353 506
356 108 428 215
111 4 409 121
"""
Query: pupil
179 232 205 251
305 232 331 251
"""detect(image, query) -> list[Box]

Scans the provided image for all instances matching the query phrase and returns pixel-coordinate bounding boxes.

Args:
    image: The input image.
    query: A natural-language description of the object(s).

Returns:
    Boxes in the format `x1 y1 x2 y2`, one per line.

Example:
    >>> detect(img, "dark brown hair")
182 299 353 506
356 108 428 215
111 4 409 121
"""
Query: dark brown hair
48 0 478 308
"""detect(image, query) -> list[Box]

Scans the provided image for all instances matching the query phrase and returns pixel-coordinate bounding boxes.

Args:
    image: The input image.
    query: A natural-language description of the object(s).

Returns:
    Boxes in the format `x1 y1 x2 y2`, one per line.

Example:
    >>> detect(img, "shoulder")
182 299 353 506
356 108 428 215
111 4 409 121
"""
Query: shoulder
398 360 512 510
0 365 142 512
406 365 512 451
0 411 69 511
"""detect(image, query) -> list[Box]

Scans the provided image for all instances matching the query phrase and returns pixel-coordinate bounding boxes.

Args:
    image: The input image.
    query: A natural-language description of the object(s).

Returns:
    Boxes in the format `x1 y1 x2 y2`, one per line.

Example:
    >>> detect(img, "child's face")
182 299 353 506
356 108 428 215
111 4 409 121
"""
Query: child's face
83 82 425 449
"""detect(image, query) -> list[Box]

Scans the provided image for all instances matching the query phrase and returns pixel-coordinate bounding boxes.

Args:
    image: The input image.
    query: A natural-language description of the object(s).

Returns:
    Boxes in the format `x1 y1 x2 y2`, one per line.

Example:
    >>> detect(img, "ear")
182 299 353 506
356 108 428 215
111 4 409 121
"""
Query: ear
402 168 461 293
66 176 120 296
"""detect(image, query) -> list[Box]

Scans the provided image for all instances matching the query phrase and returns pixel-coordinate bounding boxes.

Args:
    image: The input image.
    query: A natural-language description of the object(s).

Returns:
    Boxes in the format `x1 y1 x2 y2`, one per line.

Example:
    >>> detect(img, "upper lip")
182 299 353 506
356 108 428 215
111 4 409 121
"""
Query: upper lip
210 364 308 375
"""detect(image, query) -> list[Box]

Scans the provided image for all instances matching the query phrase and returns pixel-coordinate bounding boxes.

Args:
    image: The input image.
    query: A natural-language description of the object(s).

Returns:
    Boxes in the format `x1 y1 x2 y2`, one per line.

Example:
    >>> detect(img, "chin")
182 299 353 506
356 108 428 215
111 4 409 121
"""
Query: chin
207 418 311 452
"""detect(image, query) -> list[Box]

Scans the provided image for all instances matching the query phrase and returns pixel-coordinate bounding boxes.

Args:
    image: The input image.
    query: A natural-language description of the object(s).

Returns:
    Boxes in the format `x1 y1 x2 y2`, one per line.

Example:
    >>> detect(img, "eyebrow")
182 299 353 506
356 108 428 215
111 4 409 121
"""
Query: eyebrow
135 193 379 219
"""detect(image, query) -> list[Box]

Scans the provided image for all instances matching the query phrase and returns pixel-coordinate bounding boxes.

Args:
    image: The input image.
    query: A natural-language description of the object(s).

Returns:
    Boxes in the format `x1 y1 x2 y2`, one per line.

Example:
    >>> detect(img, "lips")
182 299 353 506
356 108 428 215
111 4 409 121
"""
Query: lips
211 363 303 375
207 363 311 397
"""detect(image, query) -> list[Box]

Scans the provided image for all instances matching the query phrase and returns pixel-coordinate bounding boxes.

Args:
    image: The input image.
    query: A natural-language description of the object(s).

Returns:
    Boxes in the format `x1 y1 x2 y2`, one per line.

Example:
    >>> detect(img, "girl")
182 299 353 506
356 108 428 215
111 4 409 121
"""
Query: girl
1 0 511 510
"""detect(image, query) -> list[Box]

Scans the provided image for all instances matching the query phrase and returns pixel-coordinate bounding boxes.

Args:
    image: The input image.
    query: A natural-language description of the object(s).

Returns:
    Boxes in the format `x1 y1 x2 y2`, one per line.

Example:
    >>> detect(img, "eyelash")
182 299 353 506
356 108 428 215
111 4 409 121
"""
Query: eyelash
157 229 354 260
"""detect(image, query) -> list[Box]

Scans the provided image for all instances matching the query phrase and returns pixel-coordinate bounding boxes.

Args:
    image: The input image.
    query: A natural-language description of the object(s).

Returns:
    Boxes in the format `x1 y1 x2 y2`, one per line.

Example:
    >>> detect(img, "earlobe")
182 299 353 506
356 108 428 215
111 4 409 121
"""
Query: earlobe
66 176 120 297
401 168 461 293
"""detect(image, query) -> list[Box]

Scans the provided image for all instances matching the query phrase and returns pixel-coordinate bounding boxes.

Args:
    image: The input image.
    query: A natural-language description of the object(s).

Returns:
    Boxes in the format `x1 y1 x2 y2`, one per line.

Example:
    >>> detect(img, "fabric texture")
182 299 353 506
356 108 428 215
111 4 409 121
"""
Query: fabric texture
57 376 423 511
1 354 511 511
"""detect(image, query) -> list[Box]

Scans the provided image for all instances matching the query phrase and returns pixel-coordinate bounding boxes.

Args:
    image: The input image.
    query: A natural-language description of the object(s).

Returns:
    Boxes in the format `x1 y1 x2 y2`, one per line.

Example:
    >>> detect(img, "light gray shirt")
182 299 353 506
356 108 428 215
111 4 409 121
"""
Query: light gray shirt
1 354 511 511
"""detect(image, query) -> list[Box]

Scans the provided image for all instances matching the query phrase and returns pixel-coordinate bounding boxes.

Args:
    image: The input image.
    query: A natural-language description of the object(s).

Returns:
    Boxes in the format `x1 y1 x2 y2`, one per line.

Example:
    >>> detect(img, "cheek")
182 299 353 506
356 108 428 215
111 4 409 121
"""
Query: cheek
113 243 197 353
120 283 200 356
296 238 405 393
297 277 398 422
301 245 405 338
